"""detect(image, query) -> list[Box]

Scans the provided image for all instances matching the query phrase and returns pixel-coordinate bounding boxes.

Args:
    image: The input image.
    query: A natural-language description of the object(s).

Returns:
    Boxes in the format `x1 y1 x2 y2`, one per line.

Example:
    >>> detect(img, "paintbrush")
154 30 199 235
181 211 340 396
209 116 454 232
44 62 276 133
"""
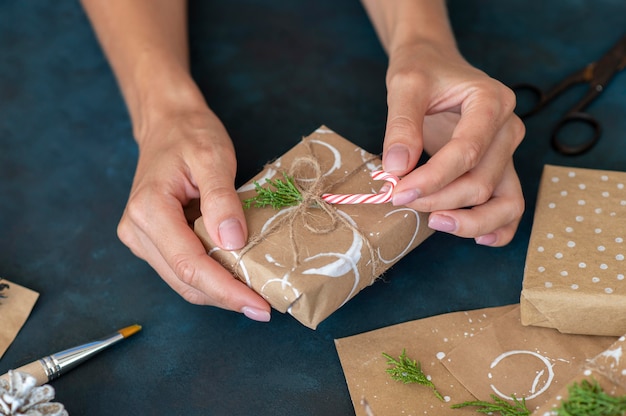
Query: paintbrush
0 324 142 386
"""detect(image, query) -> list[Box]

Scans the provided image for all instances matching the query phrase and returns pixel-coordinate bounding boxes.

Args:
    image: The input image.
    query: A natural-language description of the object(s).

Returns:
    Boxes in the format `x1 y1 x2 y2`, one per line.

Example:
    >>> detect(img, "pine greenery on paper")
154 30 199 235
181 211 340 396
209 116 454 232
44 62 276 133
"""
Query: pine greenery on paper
382 349 444 401
382 349 626 416
451 394 530 415
243 173 303 209
451 379 626 416
555 379 626 416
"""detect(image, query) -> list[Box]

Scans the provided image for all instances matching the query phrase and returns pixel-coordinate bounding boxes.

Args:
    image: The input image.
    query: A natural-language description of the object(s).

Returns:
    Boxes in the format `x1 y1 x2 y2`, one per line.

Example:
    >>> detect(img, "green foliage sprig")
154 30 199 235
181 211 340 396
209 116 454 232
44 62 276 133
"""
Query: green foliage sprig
243 173 303 209
382 349 444 401
451 394 530 415
384 347 626 416
450 379 626 416
555 379 626 416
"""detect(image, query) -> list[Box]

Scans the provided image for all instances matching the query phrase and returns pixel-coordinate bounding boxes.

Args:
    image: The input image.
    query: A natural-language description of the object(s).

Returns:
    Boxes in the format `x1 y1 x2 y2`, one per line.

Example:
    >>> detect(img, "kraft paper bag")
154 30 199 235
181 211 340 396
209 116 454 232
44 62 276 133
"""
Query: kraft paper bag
0 279 39 358
335 305 617 416
521 164 626 336
195 126 433 329
533 333 626 415
335 305 517 416
442 306 616 411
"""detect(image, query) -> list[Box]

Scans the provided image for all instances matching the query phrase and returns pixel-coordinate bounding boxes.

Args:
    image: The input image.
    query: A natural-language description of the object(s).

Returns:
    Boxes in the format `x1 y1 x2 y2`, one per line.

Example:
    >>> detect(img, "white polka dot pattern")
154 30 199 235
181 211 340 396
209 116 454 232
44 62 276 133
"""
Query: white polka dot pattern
521 165 626 336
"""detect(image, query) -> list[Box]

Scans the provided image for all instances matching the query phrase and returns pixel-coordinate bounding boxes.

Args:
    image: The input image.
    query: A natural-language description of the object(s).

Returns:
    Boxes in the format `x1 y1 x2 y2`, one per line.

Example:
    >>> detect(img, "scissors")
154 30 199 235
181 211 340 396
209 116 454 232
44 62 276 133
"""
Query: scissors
513 33 626 155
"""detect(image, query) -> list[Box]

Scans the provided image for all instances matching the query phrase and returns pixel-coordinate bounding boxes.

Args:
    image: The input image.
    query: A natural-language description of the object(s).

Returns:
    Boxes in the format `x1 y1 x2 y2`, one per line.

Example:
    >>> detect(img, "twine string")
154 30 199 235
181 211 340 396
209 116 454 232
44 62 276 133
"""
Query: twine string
236 139 383 278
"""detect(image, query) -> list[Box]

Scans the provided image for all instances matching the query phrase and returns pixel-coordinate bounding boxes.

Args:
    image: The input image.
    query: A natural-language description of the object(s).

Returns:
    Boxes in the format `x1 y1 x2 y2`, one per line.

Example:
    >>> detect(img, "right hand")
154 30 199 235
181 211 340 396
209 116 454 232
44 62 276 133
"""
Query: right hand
381 41 525 246
117 109 272 322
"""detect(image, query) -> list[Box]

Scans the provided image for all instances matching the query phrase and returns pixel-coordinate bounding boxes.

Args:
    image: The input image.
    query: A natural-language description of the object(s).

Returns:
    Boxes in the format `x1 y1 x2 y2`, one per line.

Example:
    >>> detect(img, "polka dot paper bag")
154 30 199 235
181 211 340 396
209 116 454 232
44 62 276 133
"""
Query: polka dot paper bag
521 164 626 336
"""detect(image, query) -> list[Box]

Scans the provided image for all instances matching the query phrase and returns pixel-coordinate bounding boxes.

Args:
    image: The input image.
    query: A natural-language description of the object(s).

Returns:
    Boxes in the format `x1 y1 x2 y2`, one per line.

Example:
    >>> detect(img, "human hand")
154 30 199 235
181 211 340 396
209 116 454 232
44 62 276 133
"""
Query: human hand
117 110 271 321
381 42 525 246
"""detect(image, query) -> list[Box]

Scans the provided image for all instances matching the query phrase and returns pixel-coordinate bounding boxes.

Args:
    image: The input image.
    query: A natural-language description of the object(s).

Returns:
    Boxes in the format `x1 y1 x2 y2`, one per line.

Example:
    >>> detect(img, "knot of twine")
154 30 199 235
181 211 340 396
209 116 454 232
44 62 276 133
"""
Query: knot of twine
236 140 382 279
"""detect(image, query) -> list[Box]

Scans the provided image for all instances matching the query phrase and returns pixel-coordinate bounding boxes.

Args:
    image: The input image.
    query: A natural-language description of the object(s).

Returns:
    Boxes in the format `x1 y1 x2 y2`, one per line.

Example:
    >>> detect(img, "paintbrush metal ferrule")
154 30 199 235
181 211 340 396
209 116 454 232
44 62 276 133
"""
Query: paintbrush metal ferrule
40 331 125 380
0 324 141 386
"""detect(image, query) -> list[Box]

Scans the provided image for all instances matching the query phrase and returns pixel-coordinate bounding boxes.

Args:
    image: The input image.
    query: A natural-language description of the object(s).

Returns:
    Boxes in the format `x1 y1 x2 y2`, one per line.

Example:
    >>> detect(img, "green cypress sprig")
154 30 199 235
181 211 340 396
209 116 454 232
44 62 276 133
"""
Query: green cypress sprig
382 349 444 401
556 379 626 416
451 394 530 415
450 379 626 416
383 347 626 416
243 173 303 209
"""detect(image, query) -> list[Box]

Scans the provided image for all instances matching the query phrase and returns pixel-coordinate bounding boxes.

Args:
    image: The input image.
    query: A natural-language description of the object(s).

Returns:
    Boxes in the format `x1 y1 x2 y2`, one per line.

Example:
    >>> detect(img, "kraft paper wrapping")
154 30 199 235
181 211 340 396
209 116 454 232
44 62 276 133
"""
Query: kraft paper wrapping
533 333 626 415
0 279 39 358
521 165 626 336
335 305 617 416
194 126 433 329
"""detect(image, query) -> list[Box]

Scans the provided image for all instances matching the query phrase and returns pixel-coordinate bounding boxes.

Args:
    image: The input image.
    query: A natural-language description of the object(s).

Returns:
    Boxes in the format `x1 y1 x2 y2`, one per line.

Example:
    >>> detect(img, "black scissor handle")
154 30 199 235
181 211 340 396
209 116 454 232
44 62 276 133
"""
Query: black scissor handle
511 83 546 118
551 112 601 155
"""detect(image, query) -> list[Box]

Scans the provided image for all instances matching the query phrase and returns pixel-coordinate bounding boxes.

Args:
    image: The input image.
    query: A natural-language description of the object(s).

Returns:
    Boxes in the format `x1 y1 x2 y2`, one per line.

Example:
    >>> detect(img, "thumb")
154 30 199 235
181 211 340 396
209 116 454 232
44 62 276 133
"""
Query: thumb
194 138 248 251
382 82 426 176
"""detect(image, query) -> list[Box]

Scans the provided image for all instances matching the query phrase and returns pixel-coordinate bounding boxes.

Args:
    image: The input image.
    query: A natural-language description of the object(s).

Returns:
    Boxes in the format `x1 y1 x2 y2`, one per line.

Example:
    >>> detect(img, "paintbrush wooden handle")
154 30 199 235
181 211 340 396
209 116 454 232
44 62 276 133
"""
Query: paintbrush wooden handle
0 360 48 386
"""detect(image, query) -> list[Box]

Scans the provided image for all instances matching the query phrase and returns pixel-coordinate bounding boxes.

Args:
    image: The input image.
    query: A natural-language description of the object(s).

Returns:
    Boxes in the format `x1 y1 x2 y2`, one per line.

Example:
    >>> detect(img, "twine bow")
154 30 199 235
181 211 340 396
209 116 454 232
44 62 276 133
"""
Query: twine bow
237 139 391 278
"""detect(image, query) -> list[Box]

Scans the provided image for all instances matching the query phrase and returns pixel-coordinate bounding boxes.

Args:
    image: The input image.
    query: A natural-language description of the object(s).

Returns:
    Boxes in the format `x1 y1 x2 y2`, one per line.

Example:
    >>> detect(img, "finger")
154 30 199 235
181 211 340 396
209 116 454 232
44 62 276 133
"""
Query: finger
381 74 428 176
405 113 524 213
427 162 524 246
118 191 271 320
393 82 517 200
183 126 248 251
119 222 218 305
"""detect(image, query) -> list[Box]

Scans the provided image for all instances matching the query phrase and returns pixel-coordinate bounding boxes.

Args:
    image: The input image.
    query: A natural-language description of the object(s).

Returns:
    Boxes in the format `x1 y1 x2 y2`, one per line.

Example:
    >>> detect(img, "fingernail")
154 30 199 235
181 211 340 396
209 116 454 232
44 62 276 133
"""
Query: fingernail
242 306 271 322
428 215 457 232
218 218 246 250
392 189 419 206
476 233 498 246
384 145 409 173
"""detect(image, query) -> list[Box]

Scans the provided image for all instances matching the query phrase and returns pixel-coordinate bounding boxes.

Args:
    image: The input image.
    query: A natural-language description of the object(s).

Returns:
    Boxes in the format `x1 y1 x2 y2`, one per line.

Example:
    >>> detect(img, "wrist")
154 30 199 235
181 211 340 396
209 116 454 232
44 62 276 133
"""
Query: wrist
386 15 458 60
363 0 458 57
122 52 208 143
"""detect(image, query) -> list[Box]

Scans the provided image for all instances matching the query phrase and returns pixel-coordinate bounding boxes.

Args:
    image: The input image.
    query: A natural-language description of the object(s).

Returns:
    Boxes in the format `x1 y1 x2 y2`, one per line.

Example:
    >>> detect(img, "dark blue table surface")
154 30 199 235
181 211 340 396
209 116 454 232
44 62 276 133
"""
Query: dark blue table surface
1 1 625 414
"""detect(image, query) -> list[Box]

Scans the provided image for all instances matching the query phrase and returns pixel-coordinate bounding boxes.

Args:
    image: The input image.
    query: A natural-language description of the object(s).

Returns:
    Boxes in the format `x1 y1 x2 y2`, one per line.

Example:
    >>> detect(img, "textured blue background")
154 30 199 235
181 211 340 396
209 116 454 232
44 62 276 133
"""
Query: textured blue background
1 1 625 414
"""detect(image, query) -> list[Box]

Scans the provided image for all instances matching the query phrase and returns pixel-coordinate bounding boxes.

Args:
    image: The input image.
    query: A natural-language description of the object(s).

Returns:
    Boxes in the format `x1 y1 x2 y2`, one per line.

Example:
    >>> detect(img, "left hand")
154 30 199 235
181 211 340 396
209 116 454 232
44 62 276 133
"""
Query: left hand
381 41 525 246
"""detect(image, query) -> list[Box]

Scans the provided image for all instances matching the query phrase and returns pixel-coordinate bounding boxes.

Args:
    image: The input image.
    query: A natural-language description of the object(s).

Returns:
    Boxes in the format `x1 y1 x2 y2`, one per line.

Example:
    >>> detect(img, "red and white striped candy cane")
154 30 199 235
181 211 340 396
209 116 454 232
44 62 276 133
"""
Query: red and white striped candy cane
321 170 399 204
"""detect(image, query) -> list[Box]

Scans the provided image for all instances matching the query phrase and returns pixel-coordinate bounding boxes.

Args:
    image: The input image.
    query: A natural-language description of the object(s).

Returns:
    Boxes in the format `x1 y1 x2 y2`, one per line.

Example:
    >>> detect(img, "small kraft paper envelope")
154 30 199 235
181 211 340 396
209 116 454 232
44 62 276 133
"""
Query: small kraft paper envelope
194 126 433 329
0 279 39 358
521 164 626 336
533 333 626 415
334 304 617 416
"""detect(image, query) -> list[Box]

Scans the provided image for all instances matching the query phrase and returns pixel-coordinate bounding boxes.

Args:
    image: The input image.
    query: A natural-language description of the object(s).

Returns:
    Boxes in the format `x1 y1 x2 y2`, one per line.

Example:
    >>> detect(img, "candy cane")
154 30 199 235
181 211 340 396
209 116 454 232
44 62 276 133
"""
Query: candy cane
321 170 399 204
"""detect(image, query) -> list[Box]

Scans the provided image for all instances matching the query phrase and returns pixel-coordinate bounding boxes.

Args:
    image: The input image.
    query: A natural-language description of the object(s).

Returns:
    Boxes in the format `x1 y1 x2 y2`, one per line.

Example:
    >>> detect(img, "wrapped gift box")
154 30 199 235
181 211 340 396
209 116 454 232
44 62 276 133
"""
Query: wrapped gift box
521 164 626 336
194 126 433 329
